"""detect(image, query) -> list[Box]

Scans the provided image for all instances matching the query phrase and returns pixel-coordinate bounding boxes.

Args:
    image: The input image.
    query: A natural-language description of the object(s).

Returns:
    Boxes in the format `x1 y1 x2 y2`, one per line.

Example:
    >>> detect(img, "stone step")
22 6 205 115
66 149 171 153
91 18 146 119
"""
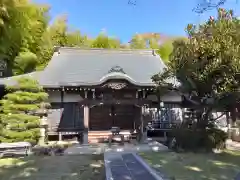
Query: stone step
88 131 132 144
89 131 131 135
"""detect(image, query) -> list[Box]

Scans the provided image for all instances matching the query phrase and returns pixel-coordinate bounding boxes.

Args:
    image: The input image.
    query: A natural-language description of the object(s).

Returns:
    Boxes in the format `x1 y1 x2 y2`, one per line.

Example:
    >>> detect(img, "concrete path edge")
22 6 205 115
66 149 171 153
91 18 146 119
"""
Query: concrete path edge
132 153 164 180
104 152 164 180
104 154 113 180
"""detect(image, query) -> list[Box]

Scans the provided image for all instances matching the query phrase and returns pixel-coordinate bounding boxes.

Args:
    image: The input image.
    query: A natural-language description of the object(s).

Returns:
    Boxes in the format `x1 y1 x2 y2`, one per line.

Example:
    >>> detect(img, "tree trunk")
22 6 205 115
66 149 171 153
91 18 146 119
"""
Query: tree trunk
230 107 237 127
226 111 232 139
196 107 212 129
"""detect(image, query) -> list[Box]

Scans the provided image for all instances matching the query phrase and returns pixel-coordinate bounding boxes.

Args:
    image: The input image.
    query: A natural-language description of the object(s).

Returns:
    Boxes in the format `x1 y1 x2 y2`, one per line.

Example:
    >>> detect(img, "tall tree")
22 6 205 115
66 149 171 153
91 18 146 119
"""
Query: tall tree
66 30 86 47
0 77 49 144
153 8 240 127
129 34 147 49
48 15 68 46
0 0 50 76
91 32 121 48
14 52 38 75
156 40 173 63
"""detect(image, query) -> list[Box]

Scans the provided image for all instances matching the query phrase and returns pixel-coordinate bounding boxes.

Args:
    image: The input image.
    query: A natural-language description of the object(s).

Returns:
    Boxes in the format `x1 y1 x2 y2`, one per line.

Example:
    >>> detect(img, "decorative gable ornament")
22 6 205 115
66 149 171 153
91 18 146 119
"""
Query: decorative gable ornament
108 65 126 74
107 82 127 90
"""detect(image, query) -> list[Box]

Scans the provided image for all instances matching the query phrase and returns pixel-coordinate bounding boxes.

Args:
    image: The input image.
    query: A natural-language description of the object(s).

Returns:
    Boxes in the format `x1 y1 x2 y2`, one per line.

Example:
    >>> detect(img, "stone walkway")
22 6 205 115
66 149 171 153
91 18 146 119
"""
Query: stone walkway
64 141 168 180
64 141 168 155
105 152 163 180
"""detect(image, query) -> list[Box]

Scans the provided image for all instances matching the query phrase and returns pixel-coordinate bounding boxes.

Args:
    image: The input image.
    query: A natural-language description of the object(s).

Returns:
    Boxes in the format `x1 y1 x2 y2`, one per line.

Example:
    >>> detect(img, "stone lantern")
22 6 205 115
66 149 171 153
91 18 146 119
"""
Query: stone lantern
35 109 49 145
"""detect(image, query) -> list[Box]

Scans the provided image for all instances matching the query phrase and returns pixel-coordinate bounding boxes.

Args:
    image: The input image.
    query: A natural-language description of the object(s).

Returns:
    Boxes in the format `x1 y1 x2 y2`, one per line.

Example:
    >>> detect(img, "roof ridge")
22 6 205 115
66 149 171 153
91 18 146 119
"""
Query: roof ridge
54 46 157 55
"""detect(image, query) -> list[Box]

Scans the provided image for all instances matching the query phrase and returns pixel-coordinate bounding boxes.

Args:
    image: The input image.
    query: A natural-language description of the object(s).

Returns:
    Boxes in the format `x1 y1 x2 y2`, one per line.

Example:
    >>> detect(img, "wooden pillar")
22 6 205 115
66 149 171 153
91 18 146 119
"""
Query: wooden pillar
136 91 139 99
92 89 95 99
83 89 89 144
83 106 89 144
134 91 139 130
60 88 64 108
137 106 144 142
140 106 144 134
84 106 89 130
143 90 146 99
84 90 88 98
59 89 64 142
58 132 62 141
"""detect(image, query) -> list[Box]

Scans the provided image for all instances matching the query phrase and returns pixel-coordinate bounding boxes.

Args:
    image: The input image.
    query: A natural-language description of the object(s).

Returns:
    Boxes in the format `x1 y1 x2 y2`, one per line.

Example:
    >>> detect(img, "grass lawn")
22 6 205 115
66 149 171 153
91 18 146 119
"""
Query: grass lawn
0 154 105 180
140 150 240 180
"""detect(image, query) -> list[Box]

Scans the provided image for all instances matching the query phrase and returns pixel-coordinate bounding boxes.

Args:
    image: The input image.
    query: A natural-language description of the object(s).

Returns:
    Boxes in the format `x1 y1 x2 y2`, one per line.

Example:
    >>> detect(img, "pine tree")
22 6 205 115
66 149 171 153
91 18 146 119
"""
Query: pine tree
0 77 49 144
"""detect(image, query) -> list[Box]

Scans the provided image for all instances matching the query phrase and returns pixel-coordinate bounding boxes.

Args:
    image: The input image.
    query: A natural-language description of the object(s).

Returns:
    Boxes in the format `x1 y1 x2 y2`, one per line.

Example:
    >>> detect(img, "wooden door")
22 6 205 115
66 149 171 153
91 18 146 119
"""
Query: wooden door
113 105 134 130
89 105 112 130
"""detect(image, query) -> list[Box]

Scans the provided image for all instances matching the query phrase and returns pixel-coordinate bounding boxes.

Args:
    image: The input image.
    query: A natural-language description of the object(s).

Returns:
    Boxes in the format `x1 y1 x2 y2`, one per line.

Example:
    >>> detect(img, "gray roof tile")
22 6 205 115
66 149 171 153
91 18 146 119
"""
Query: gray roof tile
0 48 175 87
38 48 166 87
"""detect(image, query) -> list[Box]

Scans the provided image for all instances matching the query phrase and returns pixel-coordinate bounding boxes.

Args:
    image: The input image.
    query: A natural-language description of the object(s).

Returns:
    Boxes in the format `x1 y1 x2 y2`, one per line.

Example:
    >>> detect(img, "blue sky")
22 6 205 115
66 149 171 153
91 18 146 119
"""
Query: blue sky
34 0 240 42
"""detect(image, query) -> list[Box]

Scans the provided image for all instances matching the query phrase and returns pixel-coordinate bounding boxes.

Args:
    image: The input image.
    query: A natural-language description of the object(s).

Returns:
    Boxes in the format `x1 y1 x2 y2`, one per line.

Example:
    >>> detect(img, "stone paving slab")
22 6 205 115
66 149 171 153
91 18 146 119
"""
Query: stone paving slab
105 152 163 180
111 165 133 180
64 141 168 155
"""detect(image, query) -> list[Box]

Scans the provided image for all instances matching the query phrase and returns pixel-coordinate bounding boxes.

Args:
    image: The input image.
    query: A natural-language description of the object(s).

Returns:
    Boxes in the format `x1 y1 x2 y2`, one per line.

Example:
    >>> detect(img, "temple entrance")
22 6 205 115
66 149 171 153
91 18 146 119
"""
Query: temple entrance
112 105 135 129
89 104 136 130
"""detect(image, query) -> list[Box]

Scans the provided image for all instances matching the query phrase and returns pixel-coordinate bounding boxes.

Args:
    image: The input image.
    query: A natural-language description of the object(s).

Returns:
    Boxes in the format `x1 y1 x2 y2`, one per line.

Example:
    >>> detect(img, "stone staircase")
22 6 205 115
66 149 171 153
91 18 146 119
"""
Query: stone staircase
88 131 110 143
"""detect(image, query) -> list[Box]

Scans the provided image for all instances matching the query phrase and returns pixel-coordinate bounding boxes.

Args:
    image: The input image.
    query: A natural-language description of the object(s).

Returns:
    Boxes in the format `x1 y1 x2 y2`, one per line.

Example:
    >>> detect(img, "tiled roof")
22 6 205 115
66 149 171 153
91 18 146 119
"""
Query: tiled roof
0 48 175 87
0 71 42 86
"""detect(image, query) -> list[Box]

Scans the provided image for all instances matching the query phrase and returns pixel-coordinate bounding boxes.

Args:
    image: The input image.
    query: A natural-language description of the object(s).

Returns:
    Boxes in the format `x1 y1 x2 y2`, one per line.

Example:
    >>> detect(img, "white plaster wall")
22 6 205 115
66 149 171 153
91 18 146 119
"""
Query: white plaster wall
147 91 182 102
48 91 83 102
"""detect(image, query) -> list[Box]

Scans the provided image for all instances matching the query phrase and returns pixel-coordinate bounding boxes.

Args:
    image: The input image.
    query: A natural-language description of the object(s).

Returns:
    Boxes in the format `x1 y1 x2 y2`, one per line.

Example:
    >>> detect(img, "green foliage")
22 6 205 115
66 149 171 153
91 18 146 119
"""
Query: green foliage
154 8 240 110
129 34 147 49
170 125 228 151
14 52 38 75
0 0 50 75
91 32 121 49
154 8 239 150
156 40 173 63
0 0 185 74
49 15 68 46
0 77 49 144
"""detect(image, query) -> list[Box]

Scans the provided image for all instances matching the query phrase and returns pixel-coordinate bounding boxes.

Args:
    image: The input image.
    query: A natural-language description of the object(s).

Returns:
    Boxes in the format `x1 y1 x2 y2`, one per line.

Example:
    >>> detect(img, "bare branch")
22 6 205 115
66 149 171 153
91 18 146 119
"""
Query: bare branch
193 0 227 13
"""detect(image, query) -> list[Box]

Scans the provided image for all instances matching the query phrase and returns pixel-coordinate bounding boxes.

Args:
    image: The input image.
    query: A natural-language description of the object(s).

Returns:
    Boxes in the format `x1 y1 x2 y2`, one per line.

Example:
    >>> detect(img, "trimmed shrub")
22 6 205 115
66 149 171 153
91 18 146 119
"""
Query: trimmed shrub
168 126 227 152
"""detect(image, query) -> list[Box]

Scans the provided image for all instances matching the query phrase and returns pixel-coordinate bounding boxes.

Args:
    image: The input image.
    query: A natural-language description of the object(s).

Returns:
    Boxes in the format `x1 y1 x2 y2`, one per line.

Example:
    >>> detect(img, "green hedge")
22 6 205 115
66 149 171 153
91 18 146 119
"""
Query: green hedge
168 126 227 152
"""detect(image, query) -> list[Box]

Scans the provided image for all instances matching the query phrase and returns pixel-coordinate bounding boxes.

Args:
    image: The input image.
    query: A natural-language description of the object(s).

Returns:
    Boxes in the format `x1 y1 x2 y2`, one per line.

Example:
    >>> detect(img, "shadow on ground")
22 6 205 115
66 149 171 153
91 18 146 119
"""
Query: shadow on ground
140 150 240 180
0 154 105 180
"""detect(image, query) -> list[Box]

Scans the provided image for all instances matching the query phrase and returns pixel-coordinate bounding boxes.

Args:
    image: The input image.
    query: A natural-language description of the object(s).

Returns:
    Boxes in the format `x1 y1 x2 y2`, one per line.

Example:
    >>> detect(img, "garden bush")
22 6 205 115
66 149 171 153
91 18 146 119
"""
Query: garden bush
0 77 49 144
168 126 227 152
32 143 72 156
